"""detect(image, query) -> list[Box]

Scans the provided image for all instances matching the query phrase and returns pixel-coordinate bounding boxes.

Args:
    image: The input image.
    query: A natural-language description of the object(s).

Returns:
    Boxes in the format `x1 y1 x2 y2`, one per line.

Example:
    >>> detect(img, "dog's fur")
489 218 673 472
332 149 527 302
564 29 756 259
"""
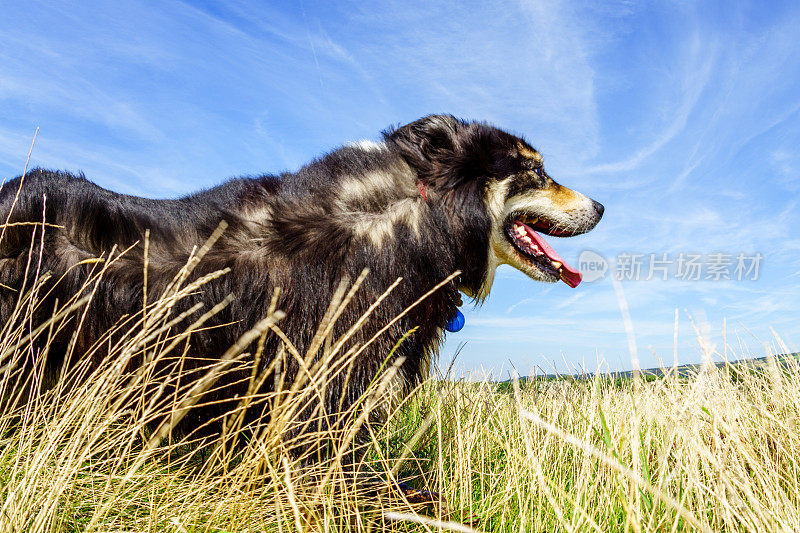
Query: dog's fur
0 114 602 438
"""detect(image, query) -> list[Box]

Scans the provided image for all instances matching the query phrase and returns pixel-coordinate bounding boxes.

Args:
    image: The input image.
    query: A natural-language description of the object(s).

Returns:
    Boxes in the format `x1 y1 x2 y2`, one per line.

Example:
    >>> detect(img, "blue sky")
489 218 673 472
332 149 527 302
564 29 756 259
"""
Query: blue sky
2 0 799 377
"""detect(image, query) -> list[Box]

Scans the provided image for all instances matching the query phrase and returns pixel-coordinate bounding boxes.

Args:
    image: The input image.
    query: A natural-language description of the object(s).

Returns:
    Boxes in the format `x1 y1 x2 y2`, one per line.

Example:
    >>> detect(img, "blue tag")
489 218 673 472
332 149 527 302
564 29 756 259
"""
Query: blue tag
445 309 465 332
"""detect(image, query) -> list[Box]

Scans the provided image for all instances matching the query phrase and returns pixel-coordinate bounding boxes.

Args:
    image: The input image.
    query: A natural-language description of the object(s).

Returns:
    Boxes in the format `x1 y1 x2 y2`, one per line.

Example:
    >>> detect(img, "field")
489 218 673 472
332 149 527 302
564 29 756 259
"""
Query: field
1 214 799 532
3 286 800 532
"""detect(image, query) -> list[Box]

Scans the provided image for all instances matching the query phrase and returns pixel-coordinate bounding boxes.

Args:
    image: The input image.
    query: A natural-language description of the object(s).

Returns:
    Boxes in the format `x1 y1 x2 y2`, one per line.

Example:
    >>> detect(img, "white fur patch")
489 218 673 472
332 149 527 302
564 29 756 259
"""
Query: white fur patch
338 169 411 206
336 164 424 248
349 198 424 247
348 139 386 152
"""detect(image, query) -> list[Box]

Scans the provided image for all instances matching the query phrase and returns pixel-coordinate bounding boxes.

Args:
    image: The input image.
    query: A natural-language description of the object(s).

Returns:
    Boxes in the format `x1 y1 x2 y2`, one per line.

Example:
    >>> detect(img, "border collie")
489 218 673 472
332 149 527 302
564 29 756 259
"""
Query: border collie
0 114 603 443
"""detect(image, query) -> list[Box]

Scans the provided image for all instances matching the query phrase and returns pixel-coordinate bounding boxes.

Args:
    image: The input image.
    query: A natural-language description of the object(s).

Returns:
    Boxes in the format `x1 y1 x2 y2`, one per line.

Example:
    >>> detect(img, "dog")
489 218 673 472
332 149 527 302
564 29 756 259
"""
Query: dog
0 114 603 447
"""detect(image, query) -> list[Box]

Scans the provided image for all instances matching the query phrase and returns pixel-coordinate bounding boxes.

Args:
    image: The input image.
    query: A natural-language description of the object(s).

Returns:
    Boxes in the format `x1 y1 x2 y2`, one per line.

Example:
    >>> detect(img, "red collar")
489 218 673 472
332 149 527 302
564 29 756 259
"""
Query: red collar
417 181 428 202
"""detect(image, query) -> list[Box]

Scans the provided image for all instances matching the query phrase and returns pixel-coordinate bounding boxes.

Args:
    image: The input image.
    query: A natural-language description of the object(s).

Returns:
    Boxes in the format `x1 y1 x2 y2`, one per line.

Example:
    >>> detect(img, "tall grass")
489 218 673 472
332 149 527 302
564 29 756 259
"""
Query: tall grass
2 187 800 531
3 263 800 532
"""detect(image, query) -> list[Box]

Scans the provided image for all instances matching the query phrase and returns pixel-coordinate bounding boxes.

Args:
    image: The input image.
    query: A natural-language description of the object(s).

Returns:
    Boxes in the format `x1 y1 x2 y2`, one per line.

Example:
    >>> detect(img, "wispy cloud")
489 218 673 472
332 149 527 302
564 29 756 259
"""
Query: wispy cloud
584 33 717 176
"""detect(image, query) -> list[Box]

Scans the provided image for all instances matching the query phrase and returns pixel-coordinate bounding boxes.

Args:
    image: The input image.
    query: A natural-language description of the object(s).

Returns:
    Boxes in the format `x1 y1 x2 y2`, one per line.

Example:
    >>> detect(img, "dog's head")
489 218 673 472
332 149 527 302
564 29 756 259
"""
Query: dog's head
388 114 603 299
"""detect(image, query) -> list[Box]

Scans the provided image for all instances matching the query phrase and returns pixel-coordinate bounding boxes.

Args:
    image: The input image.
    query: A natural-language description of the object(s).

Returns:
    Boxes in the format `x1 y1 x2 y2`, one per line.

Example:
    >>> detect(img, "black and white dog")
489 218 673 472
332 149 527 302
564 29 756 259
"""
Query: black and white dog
0 114 602 437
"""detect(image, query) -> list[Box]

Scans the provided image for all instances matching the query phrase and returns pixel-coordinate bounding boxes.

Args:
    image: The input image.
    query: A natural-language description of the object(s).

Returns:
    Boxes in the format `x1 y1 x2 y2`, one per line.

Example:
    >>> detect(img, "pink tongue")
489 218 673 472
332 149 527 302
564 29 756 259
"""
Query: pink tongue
524 224 582 288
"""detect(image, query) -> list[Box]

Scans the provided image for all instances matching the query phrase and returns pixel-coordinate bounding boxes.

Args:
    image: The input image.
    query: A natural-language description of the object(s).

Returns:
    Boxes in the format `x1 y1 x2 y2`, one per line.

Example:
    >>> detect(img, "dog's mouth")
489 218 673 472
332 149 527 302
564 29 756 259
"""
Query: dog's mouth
504 215 583 288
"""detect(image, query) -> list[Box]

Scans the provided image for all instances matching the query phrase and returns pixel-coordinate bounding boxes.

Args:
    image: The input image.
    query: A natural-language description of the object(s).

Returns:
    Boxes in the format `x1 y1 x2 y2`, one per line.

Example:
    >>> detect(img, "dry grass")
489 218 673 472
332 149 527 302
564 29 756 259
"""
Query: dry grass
2 178 800 531
2 258 800 533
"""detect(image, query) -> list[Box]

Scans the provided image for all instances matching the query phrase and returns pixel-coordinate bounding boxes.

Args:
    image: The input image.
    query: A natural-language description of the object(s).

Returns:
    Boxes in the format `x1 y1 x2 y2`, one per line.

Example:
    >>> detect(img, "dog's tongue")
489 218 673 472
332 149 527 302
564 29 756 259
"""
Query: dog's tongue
525 226 582 288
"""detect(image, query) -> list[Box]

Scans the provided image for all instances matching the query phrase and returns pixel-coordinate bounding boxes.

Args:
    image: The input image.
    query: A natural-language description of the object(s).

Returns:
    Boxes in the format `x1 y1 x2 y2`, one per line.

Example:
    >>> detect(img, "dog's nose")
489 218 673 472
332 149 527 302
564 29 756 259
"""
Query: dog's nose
591 200 604 218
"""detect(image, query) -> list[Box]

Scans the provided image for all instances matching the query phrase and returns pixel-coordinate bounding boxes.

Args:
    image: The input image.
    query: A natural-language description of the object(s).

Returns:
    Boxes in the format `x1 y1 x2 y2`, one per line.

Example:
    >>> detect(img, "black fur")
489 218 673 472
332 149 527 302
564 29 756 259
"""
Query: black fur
0 115 552 442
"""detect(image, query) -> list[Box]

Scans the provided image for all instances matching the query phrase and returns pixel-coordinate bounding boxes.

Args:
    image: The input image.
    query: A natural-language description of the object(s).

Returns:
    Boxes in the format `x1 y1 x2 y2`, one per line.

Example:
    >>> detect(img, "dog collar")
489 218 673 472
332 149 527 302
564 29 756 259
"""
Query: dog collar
417 181 428 202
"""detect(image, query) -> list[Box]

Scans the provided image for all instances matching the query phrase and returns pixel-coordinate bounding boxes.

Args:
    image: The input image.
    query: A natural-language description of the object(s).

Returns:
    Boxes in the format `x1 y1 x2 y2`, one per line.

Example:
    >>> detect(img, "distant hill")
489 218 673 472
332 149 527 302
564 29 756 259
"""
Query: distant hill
498 353 800 384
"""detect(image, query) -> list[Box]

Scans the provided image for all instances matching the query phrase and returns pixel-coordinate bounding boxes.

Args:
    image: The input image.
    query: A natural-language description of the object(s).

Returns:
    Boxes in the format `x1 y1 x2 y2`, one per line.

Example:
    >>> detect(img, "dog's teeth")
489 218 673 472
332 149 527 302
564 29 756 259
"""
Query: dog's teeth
551 261 562 270
515 226 526 236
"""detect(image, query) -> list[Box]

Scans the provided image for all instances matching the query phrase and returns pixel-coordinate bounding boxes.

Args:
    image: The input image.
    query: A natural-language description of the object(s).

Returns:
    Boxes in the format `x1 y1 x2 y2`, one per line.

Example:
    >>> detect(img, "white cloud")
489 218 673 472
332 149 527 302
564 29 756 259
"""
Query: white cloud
584 32 717 175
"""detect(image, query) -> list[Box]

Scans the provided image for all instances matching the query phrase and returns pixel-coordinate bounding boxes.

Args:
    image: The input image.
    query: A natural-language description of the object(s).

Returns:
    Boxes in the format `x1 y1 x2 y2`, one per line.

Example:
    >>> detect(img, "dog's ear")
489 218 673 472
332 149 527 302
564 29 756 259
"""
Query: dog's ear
387 115 504 194
386 114 461 173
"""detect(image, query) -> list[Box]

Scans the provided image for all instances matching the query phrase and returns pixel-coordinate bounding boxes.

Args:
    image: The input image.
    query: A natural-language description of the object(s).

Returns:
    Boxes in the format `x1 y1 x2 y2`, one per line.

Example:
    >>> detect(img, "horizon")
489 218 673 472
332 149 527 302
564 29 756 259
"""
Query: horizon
2 0 799 376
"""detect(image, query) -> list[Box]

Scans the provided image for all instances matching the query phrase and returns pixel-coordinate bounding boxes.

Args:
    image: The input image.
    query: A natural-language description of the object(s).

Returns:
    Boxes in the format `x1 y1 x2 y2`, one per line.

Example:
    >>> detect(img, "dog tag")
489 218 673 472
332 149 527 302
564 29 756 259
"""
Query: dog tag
445 309 465 332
